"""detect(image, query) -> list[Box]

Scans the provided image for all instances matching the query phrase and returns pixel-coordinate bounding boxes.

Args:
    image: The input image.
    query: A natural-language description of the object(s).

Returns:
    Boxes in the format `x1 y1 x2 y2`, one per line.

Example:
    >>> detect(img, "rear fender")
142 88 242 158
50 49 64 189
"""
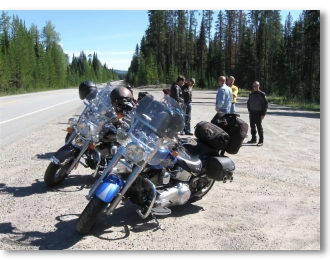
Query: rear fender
95 174 124 203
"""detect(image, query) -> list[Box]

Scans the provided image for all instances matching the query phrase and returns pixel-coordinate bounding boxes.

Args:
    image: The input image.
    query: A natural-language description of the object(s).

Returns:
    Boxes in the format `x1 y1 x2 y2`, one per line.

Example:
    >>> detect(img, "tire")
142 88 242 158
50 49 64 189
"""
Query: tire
76 197 108 234
44 154 73 187
189 176 216 202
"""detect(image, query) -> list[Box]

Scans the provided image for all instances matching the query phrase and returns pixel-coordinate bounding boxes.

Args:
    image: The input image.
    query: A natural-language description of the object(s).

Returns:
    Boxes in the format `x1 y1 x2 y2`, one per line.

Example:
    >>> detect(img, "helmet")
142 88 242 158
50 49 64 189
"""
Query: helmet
79 80 97 100
126 85 133 95
110 86 135 112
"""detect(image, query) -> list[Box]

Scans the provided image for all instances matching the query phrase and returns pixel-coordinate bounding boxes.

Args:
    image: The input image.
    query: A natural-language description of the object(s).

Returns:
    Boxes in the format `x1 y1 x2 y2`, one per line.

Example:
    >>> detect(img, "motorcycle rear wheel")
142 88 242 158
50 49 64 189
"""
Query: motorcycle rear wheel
76 196 108 234
44 155 72 187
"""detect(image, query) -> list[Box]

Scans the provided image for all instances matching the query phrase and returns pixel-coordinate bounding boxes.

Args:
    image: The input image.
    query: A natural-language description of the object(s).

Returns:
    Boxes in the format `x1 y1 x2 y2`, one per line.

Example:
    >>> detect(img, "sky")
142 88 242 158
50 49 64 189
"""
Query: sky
0 1 325 72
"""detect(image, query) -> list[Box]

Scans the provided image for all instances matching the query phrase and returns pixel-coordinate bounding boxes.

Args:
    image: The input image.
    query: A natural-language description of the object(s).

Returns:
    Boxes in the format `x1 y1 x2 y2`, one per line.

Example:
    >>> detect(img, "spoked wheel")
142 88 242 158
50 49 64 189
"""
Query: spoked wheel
44 154 73 187
76 196 108 234
189 175 215 202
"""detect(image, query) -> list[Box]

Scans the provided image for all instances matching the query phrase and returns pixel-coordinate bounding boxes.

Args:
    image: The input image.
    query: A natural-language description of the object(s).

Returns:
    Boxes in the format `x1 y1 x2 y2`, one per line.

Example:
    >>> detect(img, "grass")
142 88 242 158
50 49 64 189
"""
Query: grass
237 88 320 112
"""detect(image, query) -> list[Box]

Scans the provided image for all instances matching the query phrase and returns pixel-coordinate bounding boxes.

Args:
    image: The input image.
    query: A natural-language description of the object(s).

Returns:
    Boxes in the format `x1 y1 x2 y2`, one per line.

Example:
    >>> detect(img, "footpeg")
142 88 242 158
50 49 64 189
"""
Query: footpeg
151 207 171 216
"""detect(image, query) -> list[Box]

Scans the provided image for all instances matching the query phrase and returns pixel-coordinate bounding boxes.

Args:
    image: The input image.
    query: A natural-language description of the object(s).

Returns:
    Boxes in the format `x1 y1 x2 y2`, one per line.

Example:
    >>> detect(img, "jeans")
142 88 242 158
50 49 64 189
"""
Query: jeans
183 102 192 133
230 103 236 113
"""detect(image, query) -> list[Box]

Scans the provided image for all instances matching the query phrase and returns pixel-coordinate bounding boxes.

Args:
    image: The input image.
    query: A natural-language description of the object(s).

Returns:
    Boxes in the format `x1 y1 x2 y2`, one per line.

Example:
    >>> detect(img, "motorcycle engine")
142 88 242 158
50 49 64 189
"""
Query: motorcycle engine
153 183 191 208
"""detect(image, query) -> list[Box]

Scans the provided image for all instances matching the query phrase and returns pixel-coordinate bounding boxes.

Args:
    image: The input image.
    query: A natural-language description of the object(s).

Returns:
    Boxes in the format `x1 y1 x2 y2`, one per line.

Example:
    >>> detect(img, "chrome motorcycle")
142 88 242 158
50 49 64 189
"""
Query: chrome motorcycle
44 83 125 187
75 95 235 234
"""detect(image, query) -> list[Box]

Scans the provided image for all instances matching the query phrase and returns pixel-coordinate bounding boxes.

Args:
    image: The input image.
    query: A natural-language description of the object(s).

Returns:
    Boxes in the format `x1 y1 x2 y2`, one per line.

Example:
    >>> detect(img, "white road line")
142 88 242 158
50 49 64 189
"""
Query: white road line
0 89 77 100
0 98 79 125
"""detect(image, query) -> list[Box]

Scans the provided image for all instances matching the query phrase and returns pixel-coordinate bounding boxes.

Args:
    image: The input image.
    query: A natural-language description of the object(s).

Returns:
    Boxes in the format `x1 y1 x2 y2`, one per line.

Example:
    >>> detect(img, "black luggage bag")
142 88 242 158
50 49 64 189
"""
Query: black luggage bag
194 121 230 151
211 113 248 154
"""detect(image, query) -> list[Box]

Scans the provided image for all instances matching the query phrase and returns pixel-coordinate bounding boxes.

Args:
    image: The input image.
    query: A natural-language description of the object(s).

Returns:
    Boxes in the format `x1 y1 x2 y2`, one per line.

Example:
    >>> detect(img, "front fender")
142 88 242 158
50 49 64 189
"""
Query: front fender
95 174 124 203
52 144 79 164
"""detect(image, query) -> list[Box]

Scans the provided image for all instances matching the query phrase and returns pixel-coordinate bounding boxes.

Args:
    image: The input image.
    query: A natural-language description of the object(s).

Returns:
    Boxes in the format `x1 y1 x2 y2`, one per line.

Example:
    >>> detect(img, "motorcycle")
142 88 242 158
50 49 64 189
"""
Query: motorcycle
75 94 235 234
44 82 128 187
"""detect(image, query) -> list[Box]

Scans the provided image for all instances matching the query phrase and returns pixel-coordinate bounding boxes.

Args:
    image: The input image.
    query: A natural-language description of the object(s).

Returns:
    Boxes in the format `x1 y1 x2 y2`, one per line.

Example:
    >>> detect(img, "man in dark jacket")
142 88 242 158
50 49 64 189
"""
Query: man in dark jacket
170 75 185 105
247 81 268 146
180 78 195 135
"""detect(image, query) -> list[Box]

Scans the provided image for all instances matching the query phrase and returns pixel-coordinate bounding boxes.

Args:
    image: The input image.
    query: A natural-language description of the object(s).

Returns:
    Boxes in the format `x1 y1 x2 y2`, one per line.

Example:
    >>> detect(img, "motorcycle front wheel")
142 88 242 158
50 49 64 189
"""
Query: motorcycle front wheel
44 154 73 187
76 196 108 234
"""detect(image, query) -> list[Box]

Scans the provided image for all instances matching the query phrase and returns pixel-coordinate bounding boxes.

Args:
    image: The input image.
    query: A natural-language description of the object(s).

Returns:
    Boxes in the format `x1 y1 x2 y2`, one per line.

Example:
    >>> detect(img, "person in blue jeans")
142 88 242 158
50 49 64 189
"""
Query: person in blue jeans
215 76 232 114
180 78 195 135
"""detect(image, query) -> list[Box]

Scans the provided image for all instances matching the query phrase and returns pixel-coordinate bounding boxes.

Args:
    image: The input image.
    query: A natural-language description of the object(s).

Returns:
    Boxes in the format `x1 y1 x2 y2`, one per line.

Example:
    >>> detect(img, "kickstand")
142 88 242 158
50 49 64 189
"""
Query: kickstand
151 213 165 231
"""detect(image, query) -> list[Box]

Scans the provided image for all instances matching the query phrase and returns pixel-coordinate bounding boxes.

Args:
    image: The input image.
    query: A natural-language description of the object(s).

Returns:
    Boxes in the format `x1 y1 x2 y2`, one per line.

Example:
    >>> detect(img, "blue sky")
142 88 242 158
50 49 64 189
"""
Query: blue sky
0 0 320 70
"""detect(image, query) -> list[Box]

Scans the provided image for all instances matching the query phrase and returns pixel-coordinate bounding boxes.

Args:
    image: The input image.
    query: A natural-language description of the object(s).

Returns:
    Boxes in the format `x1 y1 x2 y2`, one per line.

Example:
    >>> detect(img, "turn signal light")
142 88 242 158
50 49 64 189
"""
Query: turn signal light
67 127 73 133
172 151 179 157
117 113 123 119
89 143 95 150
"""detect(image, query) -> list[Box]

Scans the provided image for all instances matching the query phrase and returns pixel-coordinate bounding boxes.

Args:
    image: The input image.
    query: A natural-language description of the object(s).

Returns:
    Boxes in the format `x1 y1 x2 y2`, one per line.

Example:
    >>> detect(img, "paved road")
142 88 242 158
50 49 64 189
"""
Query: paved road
0 82 123 148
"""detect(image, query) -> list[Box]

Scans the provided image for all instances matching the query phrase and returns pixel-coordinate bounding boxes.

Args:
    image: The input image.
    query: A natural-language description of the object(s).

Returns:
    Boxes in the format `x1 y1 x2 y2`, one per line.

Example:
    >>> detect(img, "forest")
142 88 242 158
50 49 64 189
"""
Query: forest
126 10 320 103
0 10 320 105
0 11 118 95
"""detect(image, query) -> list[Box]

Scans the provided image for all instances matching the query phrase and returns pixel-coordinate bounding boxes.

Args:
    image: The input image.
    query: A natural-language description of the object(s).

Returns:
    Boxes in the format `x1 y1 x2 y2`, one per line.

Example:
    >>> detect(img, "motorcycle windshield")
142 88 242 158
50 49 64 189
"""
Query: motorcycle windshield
74 83 117 139
117 95 185 165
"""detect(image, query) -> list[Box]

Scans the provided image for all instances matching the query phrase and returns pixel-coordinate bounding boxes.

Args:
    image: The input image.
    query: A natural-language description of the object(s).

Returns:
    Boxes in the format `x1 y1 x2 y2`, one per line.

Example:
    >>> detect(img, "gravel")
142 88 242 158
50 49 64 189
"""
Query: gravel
0 87 320 250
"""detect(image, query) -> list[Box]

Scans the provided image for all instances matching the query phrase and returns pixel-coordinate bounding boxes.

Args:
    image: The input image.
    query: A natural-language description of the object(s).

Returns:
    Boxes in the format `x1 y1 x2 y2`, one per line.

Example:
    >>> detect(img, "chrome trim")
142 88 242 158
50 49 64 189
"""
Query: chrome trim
50 156 60 165
65 129 77 145
65 141 89 174
91 149 102 178
136 178 157 219
118 159 132 171
105 142 162 215
86 146 125 200
106 163 143 215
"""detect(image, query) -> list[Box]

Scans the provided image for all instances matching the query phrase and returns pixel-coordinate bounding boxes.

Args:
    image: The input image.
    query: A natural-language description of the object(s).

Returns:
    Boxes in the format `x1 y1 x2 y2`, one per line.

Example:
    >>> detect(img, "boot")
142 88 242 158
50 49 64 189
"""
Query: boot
247 138 257 144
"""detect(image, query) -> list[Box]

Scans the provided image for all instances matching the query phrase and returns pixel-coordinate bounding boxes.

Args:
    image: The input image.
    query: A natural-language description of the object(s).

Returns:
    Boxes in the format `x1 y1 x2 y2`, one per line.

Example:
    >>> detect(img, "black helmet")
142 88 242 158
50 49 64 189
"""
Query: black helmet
110 86 135 112
79 80 97 100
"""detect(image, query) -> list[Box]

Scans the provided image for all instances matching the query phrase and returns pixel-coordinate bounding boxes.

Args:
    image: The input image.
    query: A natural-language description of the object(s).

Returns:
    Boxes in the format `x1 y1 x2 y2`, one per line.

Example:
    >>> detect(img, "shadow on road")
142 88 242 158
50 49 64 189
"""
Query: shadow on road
0 216 83 250
33 152 55 160
0 175 95 197
0 202 204 249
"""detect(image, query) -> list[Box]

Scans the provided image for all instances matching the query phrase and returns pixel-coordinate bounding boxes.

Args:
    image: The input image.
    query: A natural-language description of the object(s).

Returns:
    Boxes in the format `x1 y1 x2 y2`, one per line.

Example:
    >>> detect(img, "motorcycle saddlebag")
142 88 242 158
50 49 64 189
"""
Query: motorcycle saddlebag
211 113 248 154
194 121 230 151
205 156 235 182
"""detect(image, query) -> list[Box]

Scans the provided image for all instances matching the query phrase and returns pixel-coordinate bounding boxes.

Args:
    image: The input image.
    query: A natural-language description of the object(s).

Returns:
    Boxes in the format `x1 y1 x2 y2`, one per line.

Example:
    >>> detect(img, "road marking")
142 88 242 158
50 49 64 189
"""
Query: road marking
0 100 22 106
0 98 79 125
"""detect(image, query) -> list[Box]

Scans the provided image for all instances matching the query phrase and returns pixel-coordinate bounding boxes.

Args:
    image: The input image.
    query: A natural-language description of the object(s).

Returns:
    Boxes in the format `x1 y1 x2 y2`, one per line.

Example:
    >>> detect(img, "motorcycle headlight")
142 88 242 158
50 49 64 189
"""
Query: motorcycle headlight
68 117 77 126
77 119 90 135
124 143 145 163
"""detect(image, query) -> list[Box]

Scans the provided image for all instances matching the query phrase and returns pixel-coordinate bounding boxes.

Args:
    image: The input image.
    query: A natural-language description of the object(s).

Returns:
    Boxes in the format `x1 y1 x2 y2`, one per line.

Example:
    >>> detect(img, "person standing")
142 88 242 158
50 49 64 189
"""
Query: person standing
180 78 195 135
170 75 185 105
247 81 268 146
215 76 232 114
228 76 238 114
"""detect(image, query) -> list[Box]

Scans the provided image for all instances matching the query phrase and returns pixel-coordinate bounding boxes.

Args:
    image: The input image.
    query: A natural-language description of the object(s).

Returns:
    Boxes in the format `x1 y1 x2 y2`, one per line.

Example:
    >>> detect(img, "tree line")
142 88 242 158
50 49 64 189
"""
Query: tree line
0 11 118 95
126 10 320 103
